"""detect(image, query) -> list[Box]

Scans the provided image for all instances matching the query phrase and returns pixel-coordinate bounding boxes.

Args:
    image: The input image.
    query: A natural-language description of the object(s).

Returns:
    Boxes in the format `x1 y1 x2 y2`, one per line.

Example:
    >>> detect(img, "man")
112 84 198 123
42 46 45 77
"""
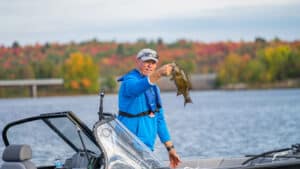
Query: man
117 48 181 168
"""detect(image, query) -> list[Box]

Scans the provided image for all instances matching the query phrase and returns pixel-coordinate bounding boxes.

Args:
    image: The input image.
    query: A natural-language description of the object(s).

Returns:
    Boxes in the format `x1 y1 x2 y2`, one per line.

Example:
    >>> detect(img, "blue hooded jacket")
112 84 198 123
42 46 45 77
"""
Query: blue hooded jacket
117 69 171 150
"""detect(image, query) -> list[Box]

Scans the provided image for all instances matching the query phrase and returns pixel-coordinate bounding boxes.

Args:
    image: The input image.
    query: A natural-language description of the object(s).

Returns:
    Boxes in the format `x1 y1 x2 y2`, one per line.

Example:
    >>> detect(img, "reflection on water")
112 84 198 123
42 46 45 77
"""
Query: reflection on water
1 89 300 163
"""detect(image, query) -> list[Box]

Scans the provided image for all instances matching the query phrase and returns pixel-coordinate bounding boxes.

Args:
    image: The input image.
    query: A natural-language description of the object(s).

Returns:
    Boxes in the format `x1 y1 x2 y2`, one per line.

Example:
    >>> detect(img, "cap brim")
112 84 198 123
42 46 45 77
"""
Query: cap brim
140 56 158 63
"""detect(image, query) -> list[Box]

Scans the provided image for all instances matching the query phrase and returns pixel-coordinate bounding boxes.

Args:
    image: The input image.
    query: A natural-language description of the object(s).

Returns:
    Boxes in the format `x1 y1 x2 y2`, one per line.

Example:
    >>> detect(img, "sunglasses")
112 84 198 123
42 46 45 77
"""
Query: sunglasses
139 52 159 60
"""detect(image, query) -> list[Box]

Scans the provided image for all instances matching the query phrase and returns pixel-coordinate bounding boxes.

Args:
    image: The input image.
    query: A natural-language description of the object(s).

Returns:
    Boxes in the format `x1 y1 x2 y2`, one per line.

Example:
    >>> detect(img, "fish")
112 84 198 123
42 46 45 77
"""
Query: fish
170 63 193 106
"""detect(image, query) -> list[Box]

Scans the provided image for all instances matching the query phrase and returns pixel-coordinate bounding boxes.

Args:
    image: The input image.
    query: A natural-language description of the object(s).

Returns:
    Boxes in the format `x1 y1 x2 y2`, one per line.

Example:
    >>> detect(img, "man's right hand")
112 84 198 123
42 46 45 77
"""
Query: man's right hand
149 63 175 83
157 63 175 76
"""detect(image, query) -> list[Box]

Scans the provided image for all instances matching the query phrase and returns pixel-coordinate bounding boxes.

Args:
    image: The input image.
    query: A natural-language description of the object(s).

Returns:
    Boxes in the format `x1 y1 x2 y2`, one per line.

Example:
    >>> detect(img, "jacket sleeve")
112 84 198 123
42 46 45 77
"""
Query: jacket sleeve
157 108 171 143
123 76 153 97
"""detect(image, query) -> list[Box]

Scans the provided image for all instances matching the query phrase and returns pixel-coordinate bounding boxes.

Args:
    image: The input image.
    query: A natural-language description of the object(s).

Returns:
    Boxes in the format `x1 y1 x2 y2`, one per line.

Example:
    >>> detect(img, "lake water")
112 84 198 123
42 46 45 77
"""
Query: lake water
1 89 300 164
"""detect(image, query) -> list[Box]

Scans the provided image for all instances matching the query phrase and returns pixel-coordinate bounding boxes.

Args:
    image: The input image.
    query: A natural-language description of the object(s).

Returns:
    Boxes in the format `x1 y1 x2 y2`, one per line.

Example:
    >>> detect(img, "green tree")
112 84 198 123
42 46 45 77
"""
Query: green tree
177 59 196 74
157 38 164 46
217 53 247 85
242 59 265 83
100 75 117 93
286 49 300 78
116 44 125 56
259 45 292 81
31 60 58 78
17 65 35 79
12 41 20 48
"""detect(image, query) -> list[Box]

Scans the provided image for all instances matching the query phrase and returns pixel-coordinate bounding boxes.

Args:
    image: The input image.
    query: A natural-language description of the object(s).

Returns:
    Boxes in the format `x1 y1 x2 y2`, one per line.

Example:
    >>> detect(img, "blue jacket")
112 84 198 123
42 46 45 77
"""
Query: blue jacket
117 69 171 150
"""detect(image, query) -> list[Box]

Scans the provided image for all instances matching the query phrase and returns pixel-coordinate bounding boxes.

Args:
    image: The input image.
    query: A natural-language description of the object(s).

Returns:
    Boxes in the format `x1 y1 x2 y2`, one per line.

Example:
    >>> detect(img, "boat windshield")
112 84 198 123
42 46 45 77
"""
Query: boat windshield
4 113 100 166
47 116 99 154
94 118 165 169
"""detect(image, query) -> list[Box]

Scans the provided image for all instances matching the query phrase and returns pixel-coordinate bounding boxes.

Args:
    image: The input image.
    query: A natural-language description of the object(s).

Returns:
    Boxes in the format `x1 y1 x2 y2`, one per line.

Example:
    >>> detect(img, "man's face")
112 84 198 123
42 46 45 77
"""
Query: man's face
137 59 158 76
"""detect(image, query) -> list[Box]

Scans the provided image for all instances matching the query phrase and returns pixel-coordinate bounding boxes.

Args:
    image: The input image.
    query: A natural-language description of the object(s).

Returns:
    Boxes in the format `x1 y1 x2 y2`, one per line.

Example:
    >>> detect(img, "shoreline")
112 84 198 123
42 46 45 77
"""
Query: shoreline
0 76 299 98
1 86 300 99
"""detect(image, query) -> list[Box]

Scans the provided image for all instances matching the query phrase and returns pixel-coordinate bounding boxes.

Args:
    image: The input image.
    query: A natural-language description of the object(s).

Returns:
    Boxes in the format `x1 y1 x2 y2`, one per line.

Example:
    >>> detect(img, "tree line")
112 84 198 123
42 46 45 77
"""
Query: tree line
217 43 300 86
0 38 299 97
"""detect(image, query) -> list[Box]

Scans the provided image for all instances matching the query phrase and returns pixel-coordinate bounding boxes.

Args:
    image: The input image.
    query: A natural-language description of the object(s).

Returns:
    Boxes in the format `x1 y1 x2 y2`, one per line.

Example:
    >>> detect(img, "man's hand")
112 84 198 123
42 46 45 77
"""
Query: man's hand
149 63 175 83
157 63 175 76
169 149 181 168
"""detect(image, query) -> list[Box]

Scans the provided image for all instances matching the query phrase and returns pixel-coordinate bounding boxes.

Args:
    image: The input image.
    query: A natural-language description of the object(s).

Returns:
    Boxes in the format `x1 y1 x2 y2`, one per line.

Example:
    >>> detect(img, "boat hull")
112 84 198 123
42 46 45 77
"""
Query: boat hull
168 157 300 169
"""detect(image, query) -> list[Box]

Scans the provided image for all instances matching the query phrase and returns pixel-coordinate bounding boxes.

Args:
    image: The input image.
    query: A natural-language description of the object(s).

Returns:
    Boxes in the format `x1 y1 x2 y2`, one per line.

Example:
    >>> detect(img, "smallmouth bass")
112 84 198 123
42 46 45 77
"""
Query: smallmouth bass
170 63 193 106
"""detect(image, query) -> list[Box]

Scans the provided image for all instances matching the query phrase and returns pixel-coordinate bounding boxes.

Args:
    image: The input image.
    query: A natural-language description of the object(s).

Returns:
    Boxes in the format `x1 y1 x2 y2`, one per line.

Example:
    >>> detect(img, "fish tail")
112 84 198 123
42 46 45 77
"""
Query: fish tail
184 96 193 106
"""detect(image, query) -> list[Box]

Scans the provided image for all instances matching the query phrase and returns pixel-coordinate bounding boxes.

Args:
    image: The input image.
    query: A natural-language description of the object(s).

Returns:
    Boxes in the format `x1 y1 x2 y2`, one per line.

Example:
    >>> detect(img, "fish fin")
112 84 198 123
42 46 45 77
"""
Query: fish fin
177 91 184 96
187 74 192 89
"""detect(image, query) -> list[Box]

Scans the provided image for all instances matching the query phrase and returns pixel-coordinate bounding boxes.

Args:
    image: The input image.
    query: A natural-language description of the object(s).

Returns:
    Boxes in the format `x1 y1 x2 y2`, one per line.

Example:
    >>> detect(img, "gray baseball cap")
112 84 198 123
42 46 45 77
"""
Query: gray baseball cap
136 48 159 63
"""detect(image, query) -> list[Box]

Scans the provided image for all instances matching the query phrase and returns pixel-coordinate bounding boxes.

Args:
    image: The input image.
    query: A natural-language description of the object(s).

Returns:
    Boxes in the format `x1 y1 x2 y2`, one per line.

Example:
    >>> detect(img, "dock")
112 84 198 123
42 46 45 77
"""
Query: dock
0 79 64 98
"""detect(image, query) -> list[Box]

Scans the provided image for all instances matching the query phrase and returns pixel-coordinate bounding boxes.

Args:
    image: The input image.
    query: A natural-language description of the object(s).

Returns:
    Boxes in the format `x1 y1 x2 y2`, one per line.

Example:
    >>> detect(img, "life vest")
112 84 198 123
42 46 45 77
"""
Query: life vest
119 85 162 118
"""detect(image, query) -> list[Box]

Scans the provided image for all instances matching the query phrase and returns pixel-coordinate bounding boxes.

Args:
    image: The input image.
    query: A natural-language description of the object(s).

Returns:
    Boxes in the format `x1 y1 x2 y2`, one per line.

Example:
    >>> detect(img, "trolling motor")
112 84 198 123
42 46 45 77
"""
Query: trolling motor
98 89 105 120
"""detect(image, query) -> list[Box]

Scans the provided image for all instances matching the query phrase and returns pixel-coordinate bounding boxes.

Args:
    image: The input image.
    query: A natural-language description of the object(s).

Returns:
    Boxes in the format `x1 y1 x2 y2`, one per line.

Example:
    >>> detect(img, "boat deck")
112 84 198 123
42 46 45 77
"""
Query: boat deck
165 157 247 168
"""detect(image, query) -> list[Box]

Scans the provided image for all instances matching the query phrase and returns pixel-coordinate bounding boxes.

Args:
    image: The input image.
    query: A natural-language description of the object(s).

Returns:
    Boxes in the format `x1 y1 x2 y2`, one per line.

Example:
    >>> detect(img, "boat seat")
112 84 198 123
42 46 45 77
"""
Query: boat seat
64 152 89 169
1 144 36 169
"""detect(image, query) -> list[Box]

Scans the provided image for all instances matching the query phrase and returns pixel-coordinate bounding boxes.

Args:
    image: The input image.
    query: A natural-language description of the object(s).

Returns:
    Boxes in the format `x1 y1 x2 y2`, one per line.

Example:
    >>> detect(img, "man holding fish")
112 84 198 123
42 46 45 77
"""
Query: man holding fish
118 48 192 168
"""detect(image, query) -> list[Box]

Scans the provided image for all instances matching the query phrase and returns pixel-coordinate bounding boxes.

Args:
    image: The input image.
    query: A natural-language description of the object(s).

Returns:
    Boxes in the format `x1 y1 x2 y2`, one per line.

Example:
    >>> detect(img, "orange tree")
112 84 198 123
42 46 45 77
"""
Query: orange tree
63 52 99 93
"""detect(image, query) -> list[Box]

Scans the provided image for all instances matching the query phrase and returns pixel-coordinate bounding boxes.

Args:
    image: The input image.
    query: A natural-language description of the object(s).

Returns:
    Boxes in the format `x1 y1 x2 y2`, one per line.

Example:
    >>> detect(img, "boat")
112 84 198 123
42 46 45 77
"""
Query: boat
1 92 300 169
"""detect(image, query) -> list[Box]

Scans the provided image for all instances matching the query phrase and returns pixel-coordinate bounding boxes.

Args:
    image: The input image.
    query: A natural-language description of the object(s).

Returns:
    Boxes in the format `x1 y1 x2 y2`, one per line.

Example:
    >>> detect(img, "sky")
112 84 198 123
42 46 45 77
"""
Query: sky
1 0 300 46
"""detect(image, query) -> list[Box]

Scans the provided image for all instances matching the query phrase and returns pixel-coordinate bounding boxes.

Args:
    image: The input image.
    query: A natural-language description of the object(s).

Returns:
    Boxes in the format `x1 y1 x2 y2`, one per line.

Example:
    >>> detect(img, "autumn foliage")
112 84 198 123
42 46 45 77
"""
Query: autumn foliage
217 43 300 86
63 52 99 93
0 38 300 96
